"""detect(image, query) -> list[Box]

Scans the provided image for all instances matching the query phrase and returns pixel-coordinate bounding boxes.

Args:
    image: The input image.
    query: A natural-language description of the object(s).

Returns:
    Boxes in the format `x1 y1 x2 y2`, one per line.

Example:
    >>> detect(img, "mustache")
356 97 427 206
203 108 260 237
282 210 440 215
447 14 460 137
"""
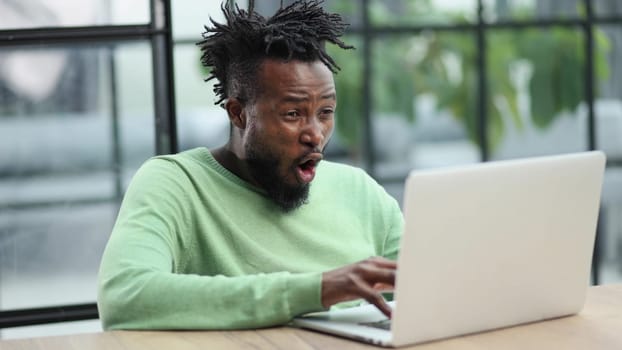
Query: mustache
307 147 323 156
298 148 324 161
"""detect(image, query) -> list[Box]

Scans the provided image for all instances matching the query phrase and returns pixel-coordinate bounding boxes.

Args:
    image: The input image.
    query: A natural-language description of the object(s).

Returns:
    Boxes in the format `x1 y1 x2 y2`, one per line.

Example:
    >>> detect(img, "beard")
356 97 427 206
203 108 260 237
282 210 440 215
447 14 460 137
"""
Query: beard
245 141 311 213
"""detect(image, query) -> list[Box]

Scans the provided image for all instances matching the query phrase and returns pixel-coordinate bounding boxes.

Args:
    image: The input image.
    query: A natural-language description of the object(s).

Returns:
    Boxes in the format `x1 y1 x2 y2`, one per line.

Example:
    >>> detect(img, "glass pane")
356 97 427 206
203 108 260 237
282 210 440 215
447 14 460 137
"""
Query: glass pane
596 24 622 283
487 28 587 160
0 0 150 30
324 0 363 29
247 0 359 23
0 41 155 311
370 0 477 26
483 0 583 23
596 25 622 161
172 0 234 40
174 0 359 40
371 33 480 202
327 35 364 168
594 0 622 18
175 43 230 151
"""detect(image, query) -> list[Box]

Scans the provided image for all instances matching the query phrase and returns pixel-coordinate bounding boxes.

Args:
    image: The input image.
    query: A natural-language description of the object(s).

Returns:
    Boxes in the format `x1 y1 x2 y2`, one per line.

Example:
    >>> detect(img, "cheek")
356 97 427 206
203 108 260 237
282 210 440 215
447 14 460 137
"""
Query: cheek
274 124 302 145
323 121 335 141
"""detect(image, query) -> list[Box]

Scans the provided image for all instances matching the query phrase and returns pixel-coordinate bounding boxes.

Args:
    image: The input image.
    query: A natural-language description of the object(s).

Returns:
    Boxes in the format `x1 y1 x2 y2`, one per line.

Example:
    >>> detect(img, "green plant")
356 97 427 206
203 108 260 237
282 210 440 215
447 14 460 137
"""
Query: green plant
326 1 611 152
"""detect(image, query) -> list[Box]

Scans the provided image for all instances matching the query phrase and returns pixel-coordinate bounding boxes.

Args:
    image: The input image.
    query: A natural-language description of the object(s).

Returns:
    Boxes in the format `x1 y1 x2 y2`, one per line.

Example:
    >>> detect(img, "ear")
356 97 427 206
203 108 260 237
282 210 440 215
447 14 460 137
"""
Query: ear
225 98 247 130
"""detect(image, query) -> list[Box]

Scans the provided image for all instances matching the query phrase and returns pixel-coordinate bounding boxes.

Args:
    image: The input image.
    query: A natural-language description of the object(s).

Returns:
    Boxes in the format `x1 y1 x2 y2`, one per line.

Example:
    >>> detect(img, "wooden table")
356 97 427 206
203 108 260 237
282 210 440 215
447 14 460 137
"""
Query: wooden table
1 284 621 349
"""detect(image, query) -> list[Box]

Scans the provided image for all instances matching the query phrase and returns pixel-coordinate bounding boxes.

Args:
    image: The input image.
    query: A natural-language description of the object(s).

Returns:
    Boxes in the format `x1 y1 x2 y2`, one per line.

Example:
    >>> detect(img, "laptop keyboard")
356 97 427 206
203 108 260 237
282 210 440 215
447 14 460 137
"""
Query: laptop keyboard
360 319 392 330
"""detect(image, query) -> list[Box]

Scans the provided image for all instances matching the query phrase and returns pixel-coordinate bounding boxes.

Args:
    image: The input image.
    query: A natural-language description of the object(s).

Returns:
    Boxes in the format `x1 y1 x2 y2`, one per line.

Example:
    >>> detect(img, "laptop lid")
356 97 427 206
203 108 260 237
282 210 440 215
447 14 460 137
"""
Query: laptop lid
391 151 605 346
293 151 605 347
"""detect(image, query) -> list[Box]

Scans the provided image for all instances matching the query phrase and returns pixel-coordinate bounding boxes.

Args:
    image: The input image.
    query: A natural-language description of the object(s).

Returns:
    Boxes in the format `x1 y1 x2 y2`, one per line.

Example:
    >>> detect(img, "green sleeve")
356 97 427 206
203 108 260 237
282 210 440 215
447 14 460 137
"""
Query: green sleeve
97 160 323 330
380 195 403 304
382 198 404 261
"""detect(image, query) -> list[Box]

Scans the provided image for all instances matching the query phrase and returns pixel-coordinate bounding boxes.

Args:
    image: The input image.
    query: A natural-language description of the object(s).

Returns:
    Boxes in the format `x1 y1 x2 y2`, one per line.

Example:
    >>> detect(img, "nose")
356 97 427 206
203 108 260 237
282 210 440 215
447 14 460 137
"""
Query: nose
300 118 324 148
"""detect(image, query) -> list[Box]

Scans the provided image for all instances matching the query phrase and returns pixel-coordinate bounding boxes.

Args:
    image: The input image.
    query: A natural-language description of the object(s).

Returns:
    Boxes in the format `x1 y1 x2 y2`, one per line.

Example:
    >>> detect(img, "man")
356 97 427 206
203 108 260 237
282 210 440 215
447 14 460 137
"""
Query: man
97 0 403 330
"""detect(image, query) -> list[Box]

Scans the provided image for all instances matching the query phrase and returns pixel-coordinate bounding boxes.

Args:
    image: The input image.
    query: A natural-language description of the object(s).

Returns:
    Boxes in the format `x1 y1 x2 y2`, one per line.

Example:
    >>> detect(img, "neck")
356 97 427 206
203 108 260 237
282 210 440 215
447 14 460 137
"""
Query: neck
210 143 259 187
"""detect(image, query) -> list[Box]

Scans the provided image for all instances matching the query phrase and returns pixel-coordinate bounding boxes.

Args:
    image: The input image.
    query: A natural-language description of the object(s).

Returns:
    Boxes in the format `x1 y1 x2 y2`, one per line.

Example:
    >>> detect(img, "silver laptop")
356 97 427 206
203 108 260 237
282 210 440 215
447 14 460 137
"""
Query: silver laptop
292 151 606 347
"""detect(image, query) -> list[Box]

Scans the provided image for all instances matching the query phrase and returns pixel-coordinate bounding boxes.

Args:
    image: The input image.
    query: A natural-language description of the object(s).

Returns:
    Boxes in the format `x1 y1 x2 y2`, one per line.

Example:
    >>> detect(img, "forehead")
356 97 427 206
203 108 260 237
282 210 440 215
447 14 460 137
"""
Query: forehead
256 59 335 97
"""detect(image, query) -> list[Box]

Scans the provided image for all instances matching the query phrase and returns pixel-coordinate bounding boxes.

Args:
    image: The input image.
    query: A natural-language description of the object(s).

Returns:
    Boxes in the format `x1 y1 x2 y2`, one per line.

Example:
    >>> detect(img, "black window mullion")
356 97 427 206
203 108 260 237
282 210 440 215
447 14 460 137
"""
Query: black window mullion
108 47 124 204
476 0 489 162
0 304 98 329
583 0 600 286
0 25 161 47
150 0 178 155
361 0 375 177
584 0 597 152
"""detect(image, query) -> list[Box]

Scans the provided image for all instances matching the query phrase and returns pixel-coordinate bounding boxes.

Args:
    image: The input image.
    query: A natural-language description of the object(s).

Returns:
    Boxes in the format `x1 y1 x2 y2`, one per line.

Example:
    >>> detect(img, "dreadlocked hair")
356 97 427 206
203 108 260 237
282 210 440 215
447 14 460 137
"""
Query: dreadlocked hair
197 0 354 107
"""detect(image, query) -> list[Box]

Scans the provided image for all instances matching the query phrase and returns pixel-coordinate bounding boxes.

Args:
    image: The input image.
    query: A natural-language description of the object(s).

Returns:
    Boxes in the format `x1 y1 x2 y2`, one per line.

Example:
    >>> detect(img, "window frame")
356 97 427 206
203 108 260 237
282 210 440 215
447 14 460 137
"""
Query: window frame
2 0 621 329
0 0 176 328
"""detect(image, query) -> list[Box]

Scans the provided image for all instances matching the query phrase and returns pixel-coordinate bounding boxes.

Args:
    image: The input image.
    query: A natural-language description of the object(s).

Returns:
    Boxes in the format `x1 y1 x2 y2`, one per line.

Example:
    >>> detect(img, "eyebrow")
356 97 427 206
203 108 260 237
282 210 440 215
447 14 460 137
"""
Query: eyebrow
321 92 337 100
281 92 336 103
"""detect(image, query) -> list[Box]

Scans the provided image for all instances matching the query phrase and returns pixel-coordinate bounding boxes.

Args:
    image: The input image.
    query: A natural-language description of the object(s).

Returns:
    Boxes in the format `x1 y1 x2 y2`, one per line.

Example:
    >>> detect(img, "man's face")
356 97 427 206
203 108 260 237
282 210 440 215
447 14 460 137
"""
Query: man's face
242 59 336 211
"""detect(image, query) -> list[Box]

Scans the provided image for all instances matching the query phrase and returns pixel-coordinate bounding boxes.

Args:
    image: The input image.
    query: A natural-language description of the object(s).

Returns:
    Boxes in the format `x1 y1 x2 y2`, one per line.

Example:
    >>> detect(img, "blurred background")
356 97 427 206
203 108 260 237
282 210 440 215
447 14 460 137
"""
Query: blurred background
1 0 621 339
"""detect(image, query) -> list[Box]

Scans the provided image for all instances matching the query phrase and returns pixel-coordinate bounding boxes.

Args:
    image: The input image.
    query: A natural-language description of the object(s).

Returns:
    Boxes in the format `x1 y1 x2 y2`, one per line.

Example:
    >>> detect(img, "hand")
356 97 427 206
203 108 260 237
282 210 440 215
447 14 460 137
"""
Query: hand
321 257 397 318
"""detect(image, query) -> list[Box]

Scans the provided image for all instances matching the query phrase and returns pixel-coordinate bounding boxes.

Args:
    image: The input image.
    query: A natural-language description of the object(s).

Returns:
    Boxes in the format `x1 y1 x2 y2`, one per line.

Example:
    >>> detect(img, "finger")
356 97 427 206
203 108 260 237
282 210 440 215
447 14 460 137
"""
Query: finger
358 264 396 286
351 274 393 318
367 256 397 269
372 282 394 292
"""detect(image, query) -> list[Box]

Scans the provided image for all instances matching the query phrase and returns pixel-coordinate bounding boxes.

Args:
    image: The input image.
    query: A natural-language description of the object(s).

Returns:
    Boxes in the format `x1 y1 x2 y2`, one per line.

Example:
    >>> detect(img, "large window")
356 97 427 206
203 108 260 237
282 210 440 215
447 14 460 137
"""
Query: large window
0 0 175 339
1 0 621 339
326 0 622 283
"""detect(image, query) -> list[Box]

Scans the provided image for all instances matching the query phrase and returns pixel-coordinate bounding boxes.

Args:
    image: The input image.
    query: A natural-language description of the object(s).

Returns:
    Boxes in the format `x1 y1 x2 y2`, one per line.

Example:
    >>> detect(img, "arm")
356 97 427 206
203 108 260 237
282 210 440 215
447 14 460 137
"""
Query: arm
99 257 320 330
320 192 403 317
97 159 323 330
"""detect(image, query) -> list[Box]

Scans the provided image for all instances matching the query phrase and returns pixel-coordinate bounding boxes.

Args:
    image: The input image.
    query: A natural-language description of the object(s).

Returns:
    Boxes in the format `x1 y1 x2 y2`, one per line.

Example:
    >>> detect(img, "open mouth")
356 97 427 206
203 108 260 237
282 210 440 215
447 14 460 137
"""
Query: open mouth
295 154 322 184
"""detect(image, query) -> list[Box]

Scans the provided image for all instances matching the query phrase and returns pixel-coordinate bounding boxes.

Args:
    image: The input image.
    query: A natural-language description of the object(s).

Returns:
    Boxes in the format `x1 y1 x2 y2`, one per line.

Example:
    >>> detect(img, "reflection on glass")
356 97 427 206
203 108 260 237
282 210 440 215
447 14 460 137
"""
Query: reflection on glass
594 0 622 18
324 0 362 28
371 33 479 175
483 0 582 23
174 44 230 152
486 28 591 160
370 0 477 26
244 0 360 26
592 0 622 18
0 42 155 310
594 24 620 163
172 0 229 40
324 35 364 168
0 0 150 30
595 24 622 284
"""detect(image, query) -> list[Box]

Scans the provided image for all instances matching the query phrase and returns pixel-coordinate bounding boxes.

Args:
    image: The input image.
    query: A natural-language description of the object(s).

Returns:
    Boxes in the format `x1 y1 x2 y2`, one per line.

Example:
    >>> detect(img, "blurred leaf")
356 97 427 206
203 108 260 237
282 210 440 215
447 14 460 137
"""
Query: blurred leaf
595 29 611 80
522 31 558 128
328 36 363 148
324 3 611 153
372 38 416 122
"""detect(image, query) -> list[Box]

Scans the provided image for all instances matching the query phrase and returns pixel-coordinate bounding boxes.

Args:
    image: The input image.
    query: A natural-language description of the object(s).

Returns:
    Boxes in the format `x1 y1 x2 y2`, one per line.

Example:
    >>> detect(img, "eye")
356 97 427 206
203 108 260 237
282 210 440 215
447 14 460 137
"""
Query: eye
285 110 300 119
319 108 335 120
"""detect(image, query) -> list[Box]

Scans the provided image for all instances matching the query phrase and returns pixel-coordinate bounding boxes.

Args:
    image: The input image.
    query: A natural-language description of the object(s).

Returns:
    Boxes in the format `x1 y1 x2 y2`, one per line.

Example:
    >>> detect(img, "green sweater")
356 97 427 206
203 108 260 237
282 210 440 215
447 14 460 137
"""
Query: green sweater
97 147 403 330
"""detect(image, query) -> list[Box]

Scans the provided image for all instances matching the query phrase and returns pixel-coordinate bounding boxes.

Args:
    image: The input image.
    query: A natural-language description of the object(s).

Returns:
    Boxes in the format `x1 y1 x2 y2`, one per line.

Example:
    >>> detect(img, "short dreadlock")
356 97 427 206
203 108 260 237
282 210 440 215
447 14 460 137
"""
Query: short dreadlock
197 0 354 107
